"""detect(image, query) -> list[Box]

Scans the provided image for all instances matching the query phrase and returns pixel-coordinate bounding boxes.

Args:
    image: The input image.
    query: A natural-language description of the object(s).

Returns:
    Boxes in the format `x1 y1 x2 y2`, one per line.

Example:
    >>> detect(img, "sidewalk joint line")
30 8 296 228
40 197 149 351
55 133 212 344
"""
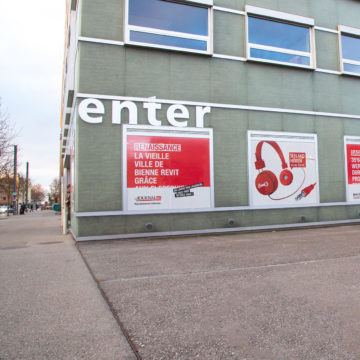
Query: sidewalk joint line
101 254 360 283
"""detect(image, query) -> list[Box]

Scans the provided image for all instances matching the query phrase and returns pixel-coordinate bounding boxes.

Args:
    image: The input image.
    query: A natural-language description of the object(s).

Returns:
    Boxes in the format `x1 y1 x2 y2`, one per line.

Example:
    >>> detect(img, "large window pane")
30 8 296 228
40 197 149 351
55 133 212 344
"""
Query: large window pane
250 48 310 66
130 31 207 51
342 35 360 62
129 0 208 36
248 16 310 52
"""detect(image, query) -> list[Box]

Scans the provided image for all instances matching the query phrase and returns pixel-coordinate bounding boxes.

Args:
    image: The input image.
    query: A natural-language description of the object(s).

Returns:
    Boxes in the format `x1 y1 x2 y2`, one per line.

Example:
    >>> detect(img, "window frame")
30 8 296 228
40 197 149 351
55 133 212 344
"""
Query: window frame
339 25 360 77
124 0 213 55
245 5 316 70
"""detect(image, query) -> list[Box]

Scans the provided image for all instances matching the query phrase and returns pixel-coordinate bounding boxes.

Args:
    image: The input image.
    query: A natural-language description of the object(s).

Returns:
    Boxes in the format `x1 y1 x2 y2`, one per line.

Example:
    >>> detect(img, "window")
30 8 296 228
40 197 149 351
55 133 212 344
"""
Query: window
125 0 212 54
339 26 360 76
246 6 314 68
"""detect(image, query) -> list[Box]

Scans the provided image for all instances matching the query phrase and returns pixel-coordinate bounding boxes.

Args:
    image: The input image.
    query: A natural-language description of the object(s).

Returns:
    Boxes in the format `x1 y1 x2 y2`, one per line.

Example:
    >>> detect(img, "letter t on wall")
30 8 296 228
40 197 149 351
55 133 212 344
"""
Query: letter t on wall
144 102 162 126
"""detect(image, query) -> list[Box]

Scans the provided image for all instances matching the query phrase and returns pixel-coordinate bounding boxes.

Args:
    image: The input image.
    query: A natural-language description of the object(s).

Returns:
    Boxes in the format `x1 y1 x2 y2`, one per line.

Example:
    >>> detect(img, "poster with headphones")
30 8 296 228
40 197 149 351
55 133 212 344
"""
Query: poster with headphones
248 131 319 207
344 136 360 202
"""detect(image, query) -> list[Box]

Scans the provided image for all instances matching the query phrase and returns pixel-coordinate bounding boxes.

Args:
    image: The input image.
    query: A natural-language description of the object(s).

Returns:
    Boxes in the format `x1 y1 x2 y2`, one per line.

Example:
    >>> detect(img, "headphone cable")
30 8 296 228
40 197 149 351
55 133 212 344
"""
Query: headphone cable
268 168 306 201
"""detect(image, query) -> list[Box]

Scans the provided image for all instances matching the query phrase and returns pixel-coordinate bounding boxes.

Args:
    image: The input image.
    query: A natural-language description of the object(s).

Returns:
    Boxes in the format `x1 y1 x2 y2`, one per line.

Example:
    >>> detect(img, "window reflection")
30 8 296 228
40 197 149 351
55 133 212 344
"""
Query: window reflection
129 0 208 36
344 63 360 74
342 35 360 62
130 31 207 51
250 49 310 66
247 15 312 67
248 17 310 52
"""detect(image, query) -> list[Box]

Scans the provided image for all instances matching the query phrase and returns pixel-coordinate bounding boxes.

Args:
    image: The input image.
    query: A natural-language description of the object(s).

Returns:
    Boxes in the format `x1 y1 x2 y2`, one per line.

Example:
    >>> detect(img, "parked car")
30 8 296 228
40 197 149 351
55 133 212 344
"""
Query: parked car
0 205 13 214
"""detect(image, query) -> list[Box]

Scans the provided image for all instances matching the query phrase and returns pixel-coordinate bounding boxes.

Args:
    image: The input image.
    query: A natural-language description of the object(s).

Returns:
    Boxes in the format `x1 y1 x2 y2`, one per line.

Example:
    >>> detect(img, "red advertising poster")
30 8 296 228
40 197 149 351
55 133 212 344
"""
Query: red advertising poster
345 140 360 202
248 131 319 207
124 127 213 211
346 144 360 185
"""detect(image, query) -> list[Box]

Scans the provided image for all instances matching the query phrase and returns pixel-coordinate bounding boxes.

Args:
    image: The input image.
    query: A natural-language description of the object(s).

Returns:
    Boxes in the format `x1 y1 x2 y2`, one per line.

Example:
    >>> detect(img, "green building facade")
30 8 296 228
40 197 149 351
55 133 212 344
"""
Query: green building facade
61 0 360 240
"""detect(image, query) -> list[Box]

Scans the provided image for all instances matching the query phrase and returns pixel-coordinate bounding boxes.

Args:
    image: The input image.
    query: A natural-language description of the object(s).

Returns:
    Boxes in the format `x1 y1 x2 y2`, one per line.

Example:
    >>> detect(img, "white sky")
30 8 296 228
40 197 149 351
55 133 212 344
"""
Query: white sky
0 1 66 192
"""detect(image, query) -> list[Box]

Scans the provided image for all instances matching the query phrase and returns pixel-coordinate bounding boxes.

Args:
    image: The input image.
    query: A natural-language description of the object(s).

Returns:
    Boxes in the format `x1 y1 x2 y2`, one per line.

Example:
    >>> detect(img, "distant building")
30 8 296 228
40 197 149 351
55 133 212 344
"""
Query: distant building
0 192 9 206
0 174 31 206
61 0 360 241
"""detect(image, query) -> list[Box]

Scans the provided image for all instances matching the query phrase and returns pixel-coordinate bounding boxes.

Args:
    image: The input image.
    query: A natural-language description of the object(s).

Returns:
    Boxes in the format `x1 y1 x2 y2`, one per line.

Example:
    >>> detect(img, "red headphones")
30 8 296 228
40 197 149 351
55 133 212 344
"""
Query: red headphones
254 141 293 196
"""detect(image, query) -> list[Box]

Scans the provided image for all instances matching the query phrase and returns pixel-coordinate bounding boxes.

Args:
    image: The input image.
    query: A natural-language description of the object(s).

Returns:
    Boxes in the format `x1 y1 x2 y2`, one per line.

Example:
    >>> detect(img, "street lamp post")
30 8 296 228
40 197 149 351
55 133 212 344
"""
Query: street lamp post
25 162 29 209
13 145 17 215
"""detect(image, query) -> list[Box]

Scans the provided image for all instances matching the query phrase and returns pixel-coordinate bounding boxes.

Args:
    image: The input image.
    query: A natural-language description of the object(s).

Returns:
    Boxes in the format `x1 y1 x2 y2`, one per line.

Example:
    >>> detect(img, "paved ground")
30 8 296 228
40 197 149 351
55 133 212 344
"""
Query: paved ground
79 226 360 360
1 211 360 359
0 211 136 360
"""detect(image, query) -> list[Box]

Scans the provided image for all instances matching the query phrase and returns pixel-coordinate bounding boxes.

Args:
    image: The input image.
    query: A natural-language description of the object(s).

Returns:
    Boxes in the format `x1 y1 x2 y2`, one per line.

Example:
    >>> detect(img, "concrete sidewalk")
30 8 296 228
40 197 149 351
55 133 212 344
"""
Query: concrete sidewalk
0 211 136 360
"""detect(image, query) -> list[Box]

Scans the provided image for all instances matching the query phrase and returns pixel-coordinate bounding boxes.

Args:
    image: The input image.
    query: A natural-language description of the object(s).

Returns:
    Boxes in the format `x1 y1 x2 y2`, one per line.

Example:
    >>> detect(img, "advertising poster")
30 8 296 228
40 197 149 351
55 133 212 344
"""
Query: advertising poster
124 126 214 211
345 136 360 202
248 131 319 207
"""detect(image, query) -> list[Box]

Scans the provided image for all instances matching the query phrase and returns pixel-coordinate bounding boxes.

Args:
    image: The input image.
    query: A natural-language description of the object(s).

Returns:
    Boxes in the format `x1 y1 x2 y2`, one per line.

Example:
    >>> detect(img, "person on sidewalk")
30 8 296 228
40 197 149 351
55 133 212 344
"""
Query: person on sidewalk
19 203 26 215
65 184 71 225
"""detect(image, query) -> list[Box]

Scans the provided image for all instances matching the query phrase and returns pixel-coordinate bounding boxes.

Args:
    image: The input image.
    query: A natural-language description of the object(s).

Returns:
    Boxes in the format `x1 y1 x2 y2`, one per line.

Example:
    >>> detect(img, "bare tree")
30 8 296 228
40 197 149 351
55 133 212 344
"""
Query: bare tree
0 99 17 177
31 184 46 203
49 177 61 203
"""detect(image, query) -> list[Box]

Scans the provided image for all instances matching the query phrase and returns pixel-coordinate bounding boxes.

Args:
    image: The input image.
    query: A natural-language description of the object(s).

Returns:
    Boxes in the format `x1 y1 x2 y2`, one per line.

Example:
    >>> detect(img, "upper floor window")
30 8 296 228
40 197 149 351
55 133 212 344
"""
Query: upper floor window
246 6 315 69
339 26 360 76
125 0 212 54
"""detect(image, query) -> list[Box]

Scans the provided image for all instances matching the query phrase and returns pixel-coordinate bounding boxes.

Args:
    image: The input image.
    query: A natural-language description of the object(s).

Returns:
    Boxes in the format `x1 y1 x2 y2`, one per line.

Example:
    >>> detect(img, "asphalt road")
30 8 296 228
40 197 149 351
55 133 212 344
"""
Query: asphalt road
79 225 360 360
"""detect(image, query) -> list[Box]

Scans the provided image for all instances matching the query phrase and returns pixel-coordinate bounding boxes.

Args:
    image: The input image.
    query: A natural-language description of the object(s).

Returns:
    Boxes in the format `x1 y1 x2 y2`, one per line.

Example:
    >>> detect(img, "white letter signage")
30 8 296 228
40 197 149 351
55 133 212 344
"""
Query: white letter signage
78 98 105 124
78 97 211 128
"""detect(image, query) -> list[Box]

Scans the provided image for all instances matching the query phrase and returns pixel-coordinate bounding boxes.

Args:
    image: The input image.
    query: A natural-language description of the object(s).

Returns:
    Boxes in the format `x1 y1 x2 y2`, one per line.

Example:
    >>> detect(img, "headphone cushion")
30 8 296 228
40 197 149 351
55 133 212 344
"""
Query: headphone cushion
280 169 293 186
255 171 278 195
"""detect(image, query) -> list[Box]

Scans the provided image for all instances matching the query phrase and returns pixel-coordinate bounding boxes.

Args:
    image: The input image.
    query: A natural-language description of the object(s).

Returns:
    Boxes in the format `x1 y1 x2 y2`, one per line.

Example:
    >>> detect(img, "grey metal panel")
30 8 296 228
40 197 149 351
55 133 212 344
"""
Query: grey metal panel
80 0 124 41
315 30 340 72
213 10 245 57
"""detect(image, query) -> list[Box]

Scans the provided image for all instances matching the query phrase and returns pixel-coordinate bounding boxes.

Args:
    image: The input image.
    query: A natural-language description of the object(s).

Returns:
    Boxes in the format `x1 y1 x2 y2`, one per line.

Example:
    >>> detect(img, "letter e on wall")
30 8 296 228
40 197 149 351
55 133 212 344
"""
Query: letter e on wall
78 98 105 124
167 105 189 127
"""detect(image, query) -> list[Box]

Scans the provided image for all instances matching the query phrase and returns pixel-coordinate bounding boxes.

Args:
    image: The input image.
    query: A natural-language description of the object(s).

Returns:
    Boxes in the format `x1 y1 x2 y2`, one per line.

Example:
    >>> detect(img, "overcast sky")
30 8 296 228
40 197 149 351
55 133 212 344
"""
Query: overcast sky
0 1 66 191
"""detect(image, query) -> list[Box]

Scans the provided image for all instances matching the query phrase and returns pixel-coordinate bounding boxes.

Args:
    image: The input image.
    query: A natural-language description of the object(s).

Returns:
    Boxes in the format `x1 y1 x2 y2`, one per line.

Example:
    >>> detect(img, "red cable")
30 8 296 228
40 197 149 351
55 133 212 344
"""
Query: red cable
268 168 306 201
